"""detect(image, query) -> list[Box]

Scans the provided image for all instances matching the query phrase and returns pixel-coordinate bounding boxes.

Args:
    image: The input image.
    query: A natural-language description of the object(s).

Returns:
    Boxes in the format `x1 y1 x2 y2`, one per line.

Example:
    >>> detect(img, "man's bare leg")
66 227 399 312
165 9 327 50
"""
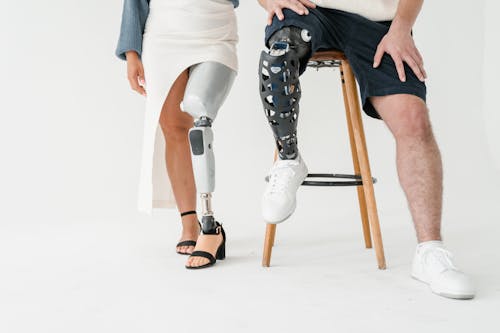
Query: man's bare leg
372 94 474 299
371 94 442 242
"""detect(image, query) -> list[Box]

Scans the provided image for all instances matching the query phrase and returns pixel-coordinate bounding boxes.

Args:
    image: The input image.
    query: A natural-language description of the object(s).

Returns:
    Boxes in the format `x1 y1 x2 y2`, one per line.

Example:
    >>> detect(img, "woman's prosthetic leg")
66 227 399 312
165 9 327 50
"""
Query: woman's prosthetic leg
259 27 312 160
181 62 236 233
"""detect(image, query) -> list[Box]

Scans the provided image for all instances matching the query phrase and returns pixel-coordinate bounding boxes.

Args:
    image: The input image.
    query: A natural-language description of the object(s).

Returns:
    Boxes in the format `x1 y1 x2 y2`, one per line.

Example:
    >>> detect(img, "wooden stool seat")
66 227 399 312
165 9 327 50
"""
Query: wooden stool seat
261 50 387 270
310 50 347 60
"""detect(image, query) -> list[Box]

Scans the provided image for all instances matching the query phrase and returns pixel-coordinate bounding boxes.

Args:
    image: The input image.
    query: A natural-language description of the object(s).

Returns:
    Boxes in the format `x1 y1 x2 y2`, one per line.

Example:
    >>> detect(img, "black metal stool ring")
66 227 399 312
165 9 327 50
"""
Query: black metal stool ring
301 173 377 187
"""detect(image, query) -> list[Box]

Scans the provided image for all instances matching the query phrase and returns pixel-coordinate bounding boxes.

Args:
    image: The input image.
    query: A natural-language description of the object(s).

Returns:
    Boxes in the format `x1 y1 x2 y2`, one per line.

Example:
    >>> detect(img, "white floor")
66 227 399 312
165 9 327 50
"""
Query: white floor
1 193 499 333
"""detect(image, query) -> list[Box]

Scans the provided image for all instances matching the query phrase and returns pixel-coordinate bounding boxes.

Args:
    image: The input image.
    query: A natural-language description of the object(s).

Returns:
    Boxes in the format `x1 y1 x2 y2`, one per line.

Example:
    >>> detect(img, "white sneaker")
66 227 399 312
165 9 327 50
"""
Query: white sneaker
411 241 475 299
262 155 308 223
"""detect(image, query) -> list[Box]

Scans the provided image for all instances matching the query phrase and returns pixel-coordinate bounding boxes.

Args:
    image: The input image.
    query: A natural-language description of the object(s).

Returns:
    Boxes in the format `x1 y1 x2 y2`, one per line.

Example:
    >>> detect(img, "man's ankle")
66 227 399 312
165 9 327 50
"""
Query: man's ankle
417 240 444 251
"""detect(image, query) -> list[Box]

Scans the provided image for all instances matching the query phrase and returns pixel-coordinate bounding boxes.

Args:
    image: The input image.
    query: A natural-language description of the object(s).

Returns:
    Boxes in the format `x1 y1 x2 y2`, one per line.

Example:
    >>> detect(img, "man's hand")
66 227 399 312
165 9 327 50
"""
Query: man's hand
126 51 147 97
373 28 427 82
259 0 316 26
373 0 426 82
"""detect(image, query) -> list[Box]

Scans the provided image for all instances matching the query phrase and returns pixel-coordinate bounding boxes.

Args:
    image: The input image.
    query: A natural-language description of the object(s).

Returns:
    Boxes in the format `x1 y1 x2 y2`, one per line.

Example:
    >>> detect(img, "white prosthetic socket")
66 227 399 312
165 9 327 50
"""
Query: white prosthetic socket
181 61 236 233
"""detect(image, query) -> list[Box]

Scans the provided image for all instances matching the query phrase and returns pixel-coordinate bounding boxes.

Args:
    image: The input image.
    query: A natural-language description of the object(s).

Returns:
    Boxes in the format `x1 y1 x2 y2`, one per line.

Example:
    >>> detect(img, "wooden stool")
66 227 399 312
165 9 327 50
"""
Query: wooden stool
261 50 387 270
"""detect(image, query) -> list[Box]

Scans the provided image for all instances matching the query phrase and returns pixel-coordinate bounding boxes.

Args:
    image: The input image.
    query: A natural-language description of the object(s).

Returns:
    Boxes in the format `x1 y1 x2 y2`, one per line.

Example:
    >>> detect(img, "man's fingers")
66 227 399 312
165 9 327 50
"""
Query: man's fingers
288 0 308 14
293 2 308 15
404 55 425 82
299 0 317 8
414 48 427 79
267 11 274 25
393 55 406 82
414 47 424 65
266 0 315 25
420 65 427 79
373 44 385 68
275 7 284 20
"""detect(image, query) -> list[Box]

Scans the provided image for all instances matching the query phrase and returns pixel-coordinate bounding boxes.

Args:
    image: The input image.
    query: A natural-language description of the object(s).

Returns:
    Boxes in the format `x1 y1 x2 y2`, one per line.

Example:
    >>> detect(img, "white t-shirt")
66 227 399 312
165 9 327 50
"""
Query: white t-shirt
311 0 400 21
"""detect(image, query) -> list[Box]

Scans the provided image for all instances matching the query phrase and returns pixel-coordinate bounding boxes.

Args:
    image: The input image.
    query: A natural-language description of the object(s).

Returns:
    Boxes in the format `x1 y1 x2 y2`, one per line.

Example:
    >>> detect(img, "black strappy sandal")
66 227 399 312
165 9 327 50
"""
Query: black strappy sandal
176 210 201 255
185 222 226 270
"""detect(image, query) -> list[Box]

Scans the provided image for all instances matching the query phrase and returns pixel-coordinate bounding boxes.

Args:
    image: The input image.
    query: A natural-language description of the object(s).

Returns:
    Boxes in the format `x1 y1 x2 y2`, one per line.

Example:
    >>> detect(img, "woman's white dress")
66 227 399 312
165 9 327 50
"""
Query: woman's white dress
139 0 238 213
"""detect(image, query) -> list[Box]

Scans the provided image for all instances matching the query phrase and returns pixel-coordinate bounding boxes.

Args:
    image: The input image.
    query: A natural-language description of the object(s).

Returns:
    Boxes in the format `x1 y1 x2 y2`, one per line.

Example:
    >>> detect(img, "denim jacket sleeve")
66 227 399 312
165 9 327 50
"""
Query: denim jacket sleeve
115 0 150 61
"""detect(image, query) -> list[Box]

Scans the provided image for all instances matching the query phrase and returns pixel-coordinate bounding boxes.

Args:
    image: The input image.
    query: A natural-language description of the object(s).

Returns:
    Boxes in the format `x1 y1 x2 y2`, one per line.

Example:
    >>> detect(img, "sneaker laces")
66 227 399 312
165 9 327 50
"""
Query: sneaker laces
423 247 458 273
267 160 299 194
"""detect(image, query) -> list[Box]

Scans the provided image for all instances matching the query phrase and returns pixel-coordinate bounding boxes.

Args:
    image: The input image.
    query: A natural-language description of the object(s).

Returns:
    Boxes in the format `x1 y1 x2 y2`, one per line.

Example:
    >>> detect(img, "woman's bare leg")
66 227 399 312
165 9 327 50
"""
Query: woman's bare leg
159 69 200 254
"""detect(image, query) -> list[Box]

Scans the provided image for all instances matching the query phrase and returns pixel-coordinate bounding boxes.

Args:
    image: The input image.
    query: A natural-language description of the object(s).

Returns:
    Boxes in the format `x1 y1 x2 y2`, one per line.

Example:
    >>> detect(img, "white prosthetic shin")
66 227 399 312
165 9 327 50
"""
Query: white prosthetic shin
181 61 236 233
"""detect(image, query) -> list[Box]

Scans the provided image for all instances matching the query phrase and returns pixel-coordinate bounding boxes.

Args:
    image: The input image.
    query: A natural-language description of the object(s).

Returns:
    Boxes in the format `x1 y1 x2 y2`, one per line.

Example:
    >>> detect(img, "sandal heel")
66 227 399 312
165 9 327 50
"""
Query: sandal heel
216 242 226 260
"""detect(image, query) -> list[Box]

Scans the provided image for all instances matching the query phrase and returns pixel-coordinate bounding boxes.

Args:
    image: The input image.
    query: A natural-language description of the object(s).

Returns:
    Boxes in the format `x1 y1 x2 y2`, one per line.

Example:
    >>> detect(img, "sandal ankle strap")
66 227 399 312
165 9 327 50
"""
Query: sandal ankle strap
180 210 197 217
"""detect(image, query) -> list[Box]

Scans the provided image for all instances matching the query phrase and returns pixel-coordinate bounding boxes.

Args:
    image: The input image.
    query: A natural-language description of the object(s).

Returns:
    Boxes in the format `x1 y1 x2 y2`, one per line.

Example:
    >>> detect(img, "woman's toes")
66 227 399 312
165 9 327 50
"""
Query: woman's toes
191 258 201 267
177 245 193 254
186 257 208 267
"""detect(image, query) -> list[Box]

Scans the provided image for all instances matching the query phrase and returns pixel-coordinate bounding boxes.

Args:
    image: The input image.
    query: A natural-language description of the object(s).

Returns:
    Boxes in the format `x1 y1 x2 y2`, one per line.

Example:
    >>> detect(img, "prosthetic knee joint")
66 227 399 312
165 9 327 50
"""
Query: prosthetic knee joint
259 27 312 160
181 62 236 233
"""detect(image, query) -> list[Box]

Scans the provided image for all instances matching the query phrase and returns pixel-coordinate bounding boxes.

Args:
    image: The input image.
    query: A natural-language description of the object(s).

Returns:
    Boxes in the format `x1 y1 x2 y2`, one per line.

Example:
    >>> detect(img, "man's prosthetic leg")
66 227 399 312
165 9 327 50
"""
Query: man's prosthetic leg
259 27 312 160
181 62 236 234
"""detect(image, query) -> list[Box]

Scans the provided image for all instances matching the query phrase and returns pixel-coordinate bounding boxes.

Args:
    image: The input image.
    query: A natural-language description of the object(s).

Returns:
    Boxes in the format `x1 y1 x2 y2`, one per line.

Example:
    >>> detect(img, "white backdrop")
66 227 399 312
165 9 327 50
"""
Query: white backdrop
0 0 498 223
484 0 500 174
1 1 499 332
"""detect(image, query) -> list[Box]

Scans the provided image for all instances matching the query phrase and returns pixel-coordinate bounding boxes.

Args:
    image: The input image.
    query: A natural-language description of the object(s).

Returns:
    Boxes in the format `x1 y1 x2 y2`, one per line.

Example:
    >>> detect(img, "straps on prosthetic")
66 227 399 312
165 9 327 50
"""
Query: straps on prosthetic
259 26 311 160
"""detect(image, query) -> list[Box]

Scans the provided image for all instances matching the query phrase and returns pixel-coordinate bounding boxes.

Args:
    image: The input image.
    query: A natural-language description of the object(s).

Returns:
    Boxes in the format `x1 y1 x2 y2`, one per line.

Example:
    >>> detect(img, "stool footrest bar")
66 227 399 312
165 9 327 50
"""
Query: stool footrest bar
301 173 377 187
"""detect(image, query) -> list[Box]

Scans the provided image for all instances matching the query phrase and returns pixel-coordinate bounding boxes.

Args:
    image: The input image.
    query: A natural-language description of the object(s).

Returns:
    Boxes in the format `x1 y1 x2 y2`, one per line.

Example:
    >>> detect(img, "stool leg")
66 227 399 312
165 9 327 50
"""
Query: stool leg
340 68 372 249
262 224 276 267
341 60 386 270
262 149 279 267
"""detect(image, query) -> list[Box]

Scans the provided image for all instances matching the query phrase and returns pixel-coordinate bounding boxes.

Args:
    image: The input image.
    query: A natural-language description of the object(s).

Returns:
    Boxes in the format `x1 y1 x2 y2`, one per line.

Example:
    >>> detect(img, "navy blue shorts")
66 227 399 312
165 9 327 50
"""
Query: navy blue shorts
264 7 427 119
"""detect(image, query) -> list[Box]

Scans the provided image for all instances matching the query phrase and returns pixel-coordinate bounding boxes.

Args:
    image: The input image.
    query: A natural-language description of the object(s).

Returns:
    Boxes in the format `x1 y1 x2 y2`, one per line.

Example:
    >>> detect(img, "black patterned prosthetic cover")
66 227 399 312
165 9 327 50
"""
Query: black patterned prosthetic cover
259 27 311 160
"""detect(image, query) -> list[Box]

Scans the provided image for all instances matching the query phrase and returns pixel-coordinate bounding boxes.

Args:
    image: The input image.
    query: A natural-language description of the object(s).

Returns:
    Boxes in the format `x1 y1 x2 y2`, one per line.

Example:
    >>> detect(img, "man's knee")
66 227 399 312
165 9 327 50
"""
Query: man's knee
376 95 433 141
398 108 432 140
399 106 433 141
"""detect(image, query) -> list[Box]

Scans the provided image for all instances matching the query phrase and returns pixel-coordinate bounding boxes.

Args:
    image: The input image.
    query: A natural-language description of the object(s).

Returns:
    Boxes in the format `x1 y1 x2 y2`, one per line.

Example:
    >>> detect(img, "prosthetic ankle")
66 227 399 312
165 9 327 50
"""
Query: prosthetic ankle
259 26 312 160
181 62 236 234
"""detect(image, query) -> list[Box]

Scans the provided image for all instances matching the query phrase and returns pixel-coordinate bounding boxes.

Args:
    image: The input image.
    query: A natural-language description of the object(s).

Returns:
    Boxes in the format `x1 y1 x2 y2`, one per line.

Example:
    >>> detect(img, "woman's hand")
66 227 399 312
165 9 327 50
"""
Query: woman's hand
126 51 147 96
259 0 316 26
